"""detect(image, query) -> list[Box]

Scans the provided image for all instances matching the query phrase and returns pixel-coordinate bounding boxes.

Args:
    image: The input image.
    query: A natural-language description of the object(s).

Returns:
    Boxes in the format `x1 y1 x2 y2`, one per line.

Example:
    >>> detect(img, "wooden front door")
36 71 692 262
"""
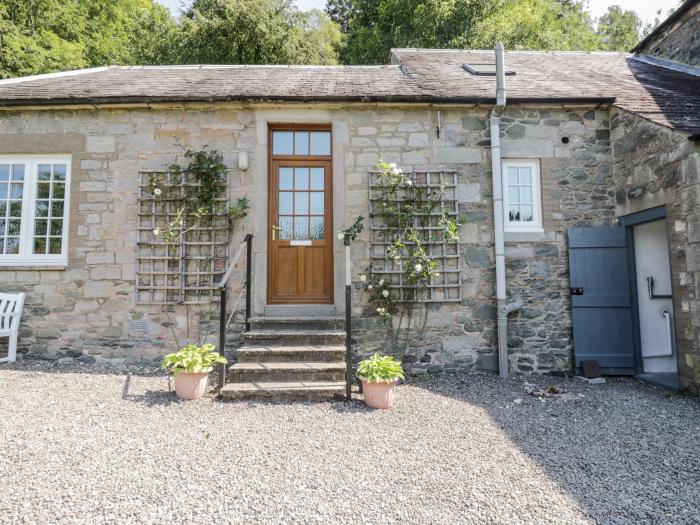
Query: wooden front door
267 125 333 304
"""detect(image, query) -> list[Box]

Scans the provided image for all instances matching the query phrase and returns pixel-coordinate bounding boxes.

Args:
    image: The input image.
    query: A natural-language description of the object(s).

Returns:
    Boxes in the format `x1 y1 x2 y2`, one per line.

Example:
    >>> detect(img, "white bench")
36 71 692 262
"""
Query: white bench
0 292 25 363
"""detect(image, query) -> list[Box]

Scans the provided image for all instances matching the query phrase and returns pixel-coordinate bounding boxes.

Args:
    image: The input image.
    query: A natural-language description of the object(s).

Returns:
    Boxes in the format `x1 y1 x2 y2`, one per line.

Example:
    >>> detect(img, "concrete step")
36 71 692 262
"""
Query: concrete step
242 330 345 346
229 361 346 382
236 345 346 363
248 316 345 331
220 380 346 401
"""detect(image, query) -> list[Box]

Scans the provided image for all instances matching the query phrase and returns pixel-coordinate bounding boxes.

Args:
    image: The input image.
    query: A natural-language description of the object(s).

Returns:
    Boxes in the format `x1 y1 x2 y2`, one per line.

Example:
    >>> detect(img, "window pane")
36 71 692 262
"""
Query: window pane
53 164 66 181
12 165 24 181
51 201 64 217
0 220 4 234
279 168 293 190
9 201 22 217
0 183 7 199
9 182 22 199
294 217 309 239
310 192 324 214
519 167 532 185
294 192 309 214
37 182 50 199
279 192 293 214
279 216 293 240
7 219 20 235
38 164 52 181
310 217 324 240
508 206 520 222
294 168 309 190
520 205 533 221
508 186 519 203
272 131 294 155
33 237 47 254
49 238 62 254
310 168 324 190
34 220 47 236
0 203 5 216
52 183 65 199
519 186 532 204
36 200 49 217
50 219 63 236
507 167 519 186
294 132 309 155
0 165 9 181
5 237 19 254
309 132 331 155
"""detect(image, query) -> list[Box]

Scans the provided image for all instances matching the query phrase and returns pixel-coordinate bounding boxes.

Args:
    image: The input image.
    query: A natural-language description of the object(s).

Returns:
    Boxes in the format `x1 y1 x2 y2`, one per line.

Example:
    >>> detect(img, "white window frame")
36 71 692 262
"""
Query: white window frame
502 159 543 233
0 155 72 266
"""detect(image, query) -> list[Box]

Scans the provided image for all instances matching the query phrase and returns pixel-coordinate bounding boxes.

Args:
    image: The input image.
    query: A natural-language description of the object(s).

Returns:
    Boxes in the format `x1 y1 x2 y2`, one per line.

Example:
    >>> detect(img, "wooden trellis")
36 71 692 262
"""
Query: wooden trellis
368 170 462 303
136 170 229 304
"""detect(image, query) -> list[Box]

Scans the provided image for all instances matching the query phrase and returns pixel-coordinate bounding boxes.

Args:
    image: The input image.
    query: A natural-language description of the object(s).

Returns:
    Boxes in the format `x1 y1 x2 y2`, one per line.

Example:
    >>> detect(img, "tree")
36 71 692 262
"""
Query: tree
330 0 607 64
173 0 342 65
0 0 177 78
596 5 642 51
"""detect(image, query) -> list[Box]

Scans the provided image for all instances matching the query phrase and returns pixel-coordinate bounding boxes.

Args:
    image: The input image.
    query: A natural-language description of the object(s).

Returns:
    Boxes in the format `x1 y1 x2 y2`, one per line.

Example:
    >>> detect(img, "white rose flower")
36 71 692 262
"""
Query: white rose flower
153 188 162 196
391 168 400 176
415 263 423 272
152 228 161 236
360 274 367 282
435 272 440 277
337 232 345 240
378 279 385 286
397 168 403 174
406 179 413 186
367 284 373 290
382 290 390 298
389 163 397 169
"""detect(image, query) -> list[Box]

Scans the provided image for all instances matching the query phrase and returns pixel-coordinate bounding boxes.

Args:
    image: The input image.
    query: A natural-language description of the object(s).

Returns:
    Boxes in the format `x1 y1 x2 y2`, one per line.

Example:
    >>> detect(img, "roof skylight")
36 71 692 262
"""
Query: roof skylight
462 63 516 76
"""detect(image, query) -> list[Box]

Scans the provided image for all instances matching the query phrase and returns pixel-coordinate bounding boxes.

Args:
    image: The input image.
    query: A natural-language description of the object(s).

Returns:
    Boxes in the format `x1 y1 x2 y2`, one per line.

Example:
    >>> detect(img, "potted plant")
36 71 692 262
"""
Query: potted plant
162 343 227 400
357 353 405 409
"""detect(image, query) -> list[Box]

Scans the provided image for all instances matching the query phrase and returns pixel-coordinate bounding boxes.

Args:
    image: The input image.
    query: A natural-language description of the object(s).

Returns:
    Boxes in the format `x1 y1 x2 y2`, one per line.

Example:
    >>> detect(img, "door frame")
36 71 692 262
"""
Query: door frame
620 205 680 378
266 123 334 305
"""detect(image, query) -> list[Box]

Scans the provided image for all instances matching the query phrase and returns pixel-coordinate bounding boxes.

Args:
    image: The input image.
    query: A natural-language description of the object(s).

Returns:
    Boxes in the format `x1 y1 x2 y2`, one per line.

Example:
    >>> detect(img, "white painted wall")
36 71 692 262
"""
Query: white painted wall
633 219 677 374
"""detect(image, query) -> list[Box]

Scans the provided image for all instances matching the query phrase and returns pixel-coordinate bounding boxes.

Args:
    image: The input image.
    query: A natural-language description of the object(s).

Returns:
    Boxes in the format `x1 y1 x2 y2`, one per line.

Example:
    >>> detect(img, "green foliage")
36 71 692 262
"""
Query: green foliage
0 0 176 78
596 5 642 51
357 353 405 382
330 0 648 64
174 0 342 65
162 343 227 374
338 215 365 242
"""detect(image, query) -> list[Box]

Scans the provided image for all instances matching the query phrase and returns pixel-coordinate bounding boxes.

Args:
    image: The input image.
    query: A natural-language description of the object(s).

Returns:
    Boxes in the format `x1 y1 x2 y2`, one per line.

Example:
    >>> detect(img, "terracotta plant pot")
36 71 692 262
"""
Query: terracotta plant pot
174 371 210 400
360 377 399 409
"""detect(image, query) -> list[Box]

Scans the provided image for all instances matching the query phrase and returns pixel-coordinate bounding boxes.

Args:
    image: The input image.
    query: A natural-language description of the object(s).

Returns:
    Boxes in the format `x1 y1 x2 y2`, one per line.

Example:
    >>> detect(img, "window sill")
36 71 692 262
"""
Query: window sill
504 229 546 242
0 263 67 271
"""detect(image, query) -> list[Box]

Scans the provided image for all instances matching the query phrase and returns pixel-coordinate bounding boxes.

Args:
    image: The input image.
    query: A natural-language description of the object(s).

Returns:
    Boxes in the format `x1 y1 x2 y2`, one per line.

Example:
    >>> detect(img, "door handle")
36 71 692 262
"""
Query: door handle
271 225 282 241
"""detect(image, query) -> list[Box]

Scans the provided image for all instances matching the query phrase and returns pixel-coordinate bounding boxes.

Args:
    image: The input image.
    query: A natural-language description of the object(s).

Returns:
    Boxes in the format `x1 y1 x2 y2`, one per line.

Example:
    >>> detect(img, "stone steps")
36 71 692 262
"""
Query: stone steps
220 381 346 401
222 316 349 402
229 361 346 382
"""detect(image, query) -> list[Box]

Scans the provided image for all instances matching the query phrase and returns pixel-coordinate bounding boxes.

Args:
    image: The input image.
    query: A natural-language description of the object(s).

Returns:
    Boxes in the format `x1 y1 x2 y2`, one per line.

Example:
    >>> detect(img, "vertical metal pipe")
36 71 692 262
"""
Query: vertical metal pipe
344 241 352 401
245 233 253 332
218 287 227 390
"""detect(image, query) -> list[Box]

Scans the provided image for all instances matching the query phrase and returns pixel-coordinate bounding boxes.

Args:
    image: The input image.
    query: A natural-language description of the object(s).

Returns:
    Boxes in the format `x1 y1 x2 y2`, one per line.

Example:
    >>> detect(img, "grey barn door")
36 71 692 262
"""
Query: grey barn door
568 227 635 375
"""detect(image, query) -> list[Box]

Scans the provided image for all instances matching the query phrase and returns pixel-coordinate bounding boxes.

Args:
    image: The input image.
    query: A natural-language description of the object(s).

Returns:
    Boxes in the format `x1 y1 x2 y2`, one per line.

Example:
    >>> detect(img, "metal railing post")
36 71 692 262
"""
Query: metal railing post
218 286 227 390
344 239 352 402
244 233 253 332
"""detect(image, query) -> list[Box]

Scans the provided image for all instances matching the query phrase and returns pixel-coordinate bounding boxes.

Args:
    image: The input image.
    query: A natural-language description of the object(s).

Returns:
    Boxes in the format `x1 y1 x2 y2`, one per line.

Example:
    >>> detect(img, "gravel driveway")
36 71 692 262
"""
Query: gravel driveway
1 361 698 525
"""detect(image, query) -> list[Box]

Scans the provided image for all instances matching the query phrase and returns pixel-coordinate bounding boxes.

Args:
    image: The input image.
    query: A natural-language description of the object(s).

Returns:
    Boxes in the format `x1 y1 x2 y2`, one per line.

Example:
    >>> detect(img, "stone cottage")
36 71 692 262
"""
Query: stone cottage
1 2 699 397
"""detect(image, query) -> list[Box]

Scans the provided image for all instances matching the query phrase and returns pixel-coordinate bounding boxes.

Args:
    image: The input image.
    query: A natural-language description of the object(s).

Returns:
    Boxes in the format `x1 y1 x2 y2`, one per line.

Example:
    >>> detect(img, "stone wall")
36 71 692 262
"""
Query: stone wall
0 107 256 364
635 2 700 67
0 103 615 376
343 106 615 375
611 108 700 394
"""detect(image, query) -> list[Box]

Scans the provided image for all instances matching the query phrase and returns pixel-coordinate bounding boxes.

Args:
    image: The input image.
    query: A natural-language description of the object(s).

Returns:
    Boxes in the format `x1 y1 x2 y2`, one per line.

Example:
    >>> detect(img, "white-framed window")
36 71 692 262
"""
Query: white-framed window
0 155 71 266
502 159 543 232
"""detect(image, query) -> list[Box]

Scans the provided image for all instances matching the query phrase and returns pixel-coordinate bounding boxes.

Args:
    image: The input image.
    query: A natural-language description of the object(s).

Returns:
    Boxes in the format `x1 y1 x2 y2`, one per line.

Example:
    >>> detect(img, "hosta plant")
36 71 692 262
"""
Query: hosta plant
357 353 405 383
162 343 227 375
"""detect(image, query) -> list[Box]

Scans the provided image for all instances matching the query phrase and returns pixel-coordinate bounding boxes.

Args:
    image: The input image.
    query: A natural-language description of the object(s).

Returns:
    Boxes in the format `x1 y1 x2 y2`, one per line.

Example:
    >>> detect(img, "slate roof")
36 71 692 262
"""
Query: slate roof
0 50 698 134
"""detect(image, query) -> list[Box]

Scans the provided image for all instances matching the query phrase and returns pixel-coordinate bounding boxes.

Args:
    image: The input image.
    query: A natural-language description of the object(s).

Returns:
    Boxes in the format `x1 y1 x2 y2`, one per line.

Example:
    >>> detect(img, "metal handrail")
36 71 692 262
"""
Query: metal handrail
218 234 253 390
344 239 352 402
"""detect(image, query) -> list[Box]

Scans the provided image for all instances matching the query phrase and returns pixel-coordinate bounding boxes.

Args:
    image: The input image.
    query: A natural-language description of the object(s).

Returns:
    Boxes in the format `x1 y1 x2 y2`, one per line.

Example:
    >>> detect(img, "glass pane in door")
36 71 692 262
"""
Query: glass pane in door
277 166 325 240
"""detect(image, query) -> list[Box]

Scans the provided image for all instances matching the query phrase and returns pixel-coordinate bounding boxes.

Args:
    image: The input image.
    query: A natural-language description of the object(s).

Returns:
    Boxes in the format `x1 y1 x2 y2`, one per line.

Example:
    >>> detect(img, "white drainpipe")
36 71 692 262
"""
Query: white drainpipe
490 42 524 378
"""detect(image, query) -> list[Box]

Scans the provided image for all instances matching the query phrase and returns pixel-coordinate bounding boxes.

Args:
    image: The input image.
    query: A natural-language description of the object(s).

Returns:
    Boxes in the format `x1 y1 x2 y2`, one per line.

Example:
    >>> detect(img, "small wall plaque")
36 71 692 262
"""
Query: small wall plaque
290 240 312 246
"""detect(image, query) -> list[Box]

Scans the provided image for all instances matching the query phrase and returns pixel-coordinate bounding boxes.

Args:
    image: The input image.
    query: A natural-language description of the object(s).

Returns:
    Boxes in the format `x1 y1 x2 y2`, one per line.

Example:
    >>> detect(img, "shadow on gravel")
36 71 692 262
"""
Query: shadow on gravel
409 373 700 525
120 373 182 407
